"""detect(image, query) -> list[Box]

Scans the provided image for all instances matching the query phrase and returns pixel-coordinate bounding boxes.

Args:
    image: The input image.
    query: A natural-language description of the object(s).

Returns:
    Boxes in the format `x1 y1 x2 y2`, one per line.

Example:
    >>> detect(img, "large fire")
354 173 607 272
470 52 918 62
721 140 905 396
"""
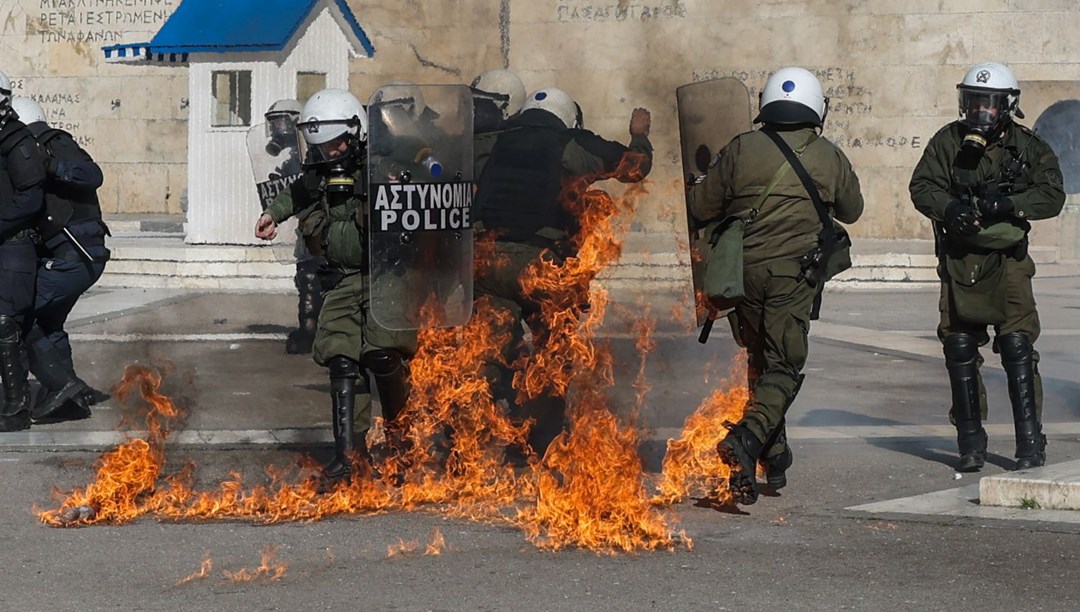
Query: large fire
39 151 746 552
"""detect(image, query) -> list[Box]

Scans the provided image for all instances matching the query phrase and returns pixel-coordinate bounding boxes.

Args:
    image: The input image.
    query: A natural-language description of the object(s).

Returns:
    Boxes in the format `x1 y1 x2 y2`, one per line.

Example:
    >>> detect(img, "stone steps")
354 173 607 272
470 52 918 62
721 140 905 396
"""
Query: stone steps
95 230 1080 292
979 459 1080 511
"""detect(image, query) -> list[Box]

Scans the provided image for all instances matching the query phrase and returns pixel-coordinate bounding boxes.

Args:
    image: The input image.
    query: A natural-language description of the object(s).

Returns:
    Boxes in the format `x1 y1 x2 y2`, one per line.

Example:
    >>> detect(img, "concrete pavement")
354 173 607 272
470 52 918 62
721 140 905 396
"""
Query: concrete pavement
1 274 1079 610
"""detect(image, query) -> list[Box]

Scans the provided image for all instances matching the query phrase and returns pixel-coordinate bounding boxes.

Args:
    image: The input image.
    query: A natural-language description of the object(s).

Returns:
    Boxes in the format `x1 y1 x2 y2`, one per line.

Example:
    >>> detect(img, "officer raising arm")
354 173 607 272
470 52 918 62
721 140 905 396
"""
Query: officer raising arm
909 62 1065 473
0 72 49 432
473 87 651 457
689 67 863 505
255 89 416 487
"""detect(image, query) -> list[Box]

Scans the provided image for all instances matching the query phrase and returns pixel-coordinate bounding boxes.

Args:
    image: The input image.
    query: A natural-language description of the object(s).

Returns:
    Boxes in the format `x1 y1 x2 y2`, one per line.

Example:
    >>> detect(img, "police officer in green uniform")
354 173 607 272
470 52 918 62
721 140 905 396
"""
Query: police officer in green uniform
470 69 527 178
689 67 864 505
255 88 416 484
473 87 652 456
0 71 49 432
910 62 1065 473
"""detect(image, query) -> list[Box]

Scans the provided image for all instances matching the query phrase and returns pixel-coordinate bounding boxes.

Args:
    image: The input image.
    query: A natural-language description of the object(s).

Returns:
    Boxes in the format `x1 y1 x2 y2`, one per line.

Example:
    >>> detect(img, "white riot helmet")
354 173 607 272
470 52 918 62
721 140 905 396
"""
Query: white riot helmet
264 99 302 156
265 98 303 122
957 62 1022 135
755 67 828 126
10 96 46 126
521 87 578 129
297 88 366 168
371 81 427 118
470 69 526 120
0 71 12 117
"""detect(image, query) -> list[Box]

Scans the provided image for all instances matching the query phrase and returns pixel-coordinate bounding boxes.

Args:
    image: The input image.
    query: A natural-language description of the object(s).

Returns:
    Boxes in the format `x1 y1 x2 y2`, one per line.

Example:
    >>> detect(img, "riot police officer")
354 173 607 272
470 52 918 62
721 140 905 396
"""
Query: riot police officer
255 89 415 485
262 98 325 355
689 67 864 504
473 87 652 457
6 97 111 424
0 73 48 432
910 62 1065 472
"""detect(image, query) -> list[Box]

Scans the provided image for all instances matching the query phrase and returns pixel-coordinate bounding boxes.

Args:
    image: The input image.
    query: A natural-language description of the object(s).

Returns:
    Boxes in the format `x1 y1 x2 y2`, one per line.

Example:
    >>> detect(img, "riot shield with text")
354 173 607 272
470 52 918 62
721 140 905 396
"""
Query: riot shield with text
676 78 753 325
368 84 474 330
247 121 308 263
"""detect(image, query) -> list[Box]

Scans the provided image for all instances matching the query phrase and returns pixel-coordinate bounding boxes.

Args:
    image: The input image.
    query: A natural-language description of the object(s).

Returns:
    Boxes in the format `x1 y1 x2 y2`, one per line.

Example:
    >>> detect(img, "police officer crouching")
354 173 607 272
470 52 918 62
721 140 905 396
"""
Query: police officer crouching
910 62 1065 472
0 72 49 432
689 67 864 504
255 89 416 486
7 97 111 424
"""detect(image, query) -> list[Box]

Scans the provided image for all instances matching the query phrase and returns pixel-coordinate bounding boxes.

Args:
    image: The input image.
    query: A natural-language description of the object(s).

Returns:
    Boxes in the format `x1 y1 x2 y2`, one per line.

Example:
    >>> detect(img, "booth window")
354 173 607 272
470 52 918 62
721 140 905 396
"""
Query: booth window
297 72 327 103
211 70 252 127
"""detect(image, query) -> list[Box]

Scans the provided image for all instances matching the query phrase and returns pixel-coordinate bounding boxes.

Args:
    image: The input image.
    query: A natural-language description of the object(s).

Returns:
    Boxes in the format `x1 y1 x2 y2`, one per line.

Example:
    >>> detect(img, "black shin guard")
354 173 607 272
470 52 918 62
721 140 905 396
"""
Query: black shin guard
0 316 31 432
363 350 409 452
944 333 986 472
323 356 370 483
999 333 1046 469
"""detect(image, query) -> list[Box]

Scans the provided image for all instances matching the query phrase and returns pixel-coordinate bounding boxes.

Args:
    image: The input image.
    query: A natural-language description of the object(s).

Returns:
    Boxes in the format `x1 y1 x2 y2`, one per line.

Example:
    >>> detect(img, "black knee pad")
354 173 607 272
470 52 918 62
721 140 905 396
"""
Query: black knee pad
997 332 1032 363
0 315 20 343
362 349 403 377
328 356 360 380
943 333 979 364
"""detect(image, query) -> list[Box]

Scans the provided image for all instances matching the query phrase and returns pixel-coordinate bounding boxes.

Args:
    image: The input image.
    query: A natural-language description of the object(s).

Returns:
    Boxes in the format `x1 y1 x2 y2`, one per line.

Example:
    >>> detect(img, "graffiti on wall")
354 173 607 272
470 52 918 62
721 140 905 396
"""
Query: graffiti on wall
691 66 924 150
556 1 688 22
36 0 175 44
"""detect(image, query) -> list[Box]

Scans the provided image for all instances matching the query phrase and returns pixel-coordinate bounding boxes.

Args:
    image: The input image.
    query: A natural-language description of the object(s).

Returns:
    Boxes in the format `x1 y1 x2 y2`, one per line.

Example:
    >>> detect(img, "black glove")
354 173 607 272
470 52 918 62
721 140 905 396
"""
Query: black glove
44 156 59 177
978 193 1015 220
944 199 980 236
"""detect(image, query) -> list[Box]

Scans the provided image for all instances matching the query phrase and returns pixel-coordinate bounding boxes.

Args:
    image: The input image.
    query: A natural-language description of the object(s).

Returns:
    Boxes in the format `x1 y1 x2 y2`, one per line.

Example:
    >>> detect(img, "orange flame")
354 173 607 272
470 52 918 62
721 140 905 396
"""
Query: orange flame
176 553 213 586
37 151 741 553
425 528 446 555
223 545 287 582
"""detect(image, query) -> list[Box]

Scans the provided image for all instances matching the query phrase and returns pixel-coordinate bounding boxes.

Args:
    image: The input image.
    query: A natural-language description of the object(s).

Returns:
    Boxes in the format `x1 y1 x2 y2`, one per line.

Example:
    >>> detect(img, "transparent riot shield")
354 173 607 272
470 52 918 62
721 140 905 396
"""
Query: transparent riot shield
367 84 474 330
676 78 753 325
247 121 309 263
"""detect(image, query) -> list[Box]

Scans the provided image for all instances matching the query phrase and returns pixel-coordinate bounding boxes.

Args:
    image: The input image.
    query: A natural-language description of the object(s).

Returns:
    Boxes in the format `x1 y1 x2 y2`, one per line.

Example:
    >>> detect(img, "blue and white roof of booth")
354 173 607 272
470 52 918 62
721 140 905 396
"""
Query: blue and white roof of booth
102 0 374 63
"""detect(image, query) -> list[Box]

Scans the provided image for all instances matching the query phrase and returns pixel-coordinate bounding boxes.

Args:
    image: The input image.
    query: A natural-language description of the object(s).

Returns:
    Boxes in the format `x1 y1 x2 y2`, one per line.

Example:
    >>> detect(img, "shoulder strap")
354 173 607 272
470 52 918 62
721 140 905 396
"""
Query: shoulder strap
744 158 792 225
761 129 834 243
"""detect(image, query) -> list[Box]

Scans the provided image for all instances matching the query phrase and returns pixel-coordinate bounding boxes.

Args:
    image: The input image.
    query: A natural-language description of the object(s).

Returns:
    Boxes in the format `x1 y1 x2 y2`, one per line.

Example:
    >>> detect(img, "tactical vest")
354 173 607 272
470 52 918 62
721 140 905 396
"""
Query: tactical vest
950 124 1030 251
474 114 577 242
0 119 47 240
35 128 103 240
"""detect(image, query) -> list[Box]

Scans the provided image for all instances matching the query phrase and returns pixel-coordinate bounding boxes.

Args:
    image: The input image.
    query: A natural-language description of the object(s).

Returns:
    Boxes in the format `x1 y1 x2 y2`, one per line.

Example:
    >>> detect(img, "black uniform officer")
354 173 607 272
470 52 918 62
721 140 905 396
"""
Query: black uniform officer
0 74 49 432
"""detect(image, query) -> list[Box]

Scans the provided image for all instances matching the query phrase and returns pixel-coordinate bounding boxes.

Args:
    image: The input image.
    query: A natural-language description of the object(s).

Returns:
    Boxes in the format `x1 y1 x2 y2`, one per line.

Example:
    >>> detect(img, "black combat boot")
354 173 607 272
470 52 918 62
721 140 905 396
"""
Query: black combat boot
364 350 410 459
944 333 987 472
285 259 323 355
28 341 91 423
761 425 793 490
0 317 32 432
321 357 372 487
716 422 765 505
999 333 1046 470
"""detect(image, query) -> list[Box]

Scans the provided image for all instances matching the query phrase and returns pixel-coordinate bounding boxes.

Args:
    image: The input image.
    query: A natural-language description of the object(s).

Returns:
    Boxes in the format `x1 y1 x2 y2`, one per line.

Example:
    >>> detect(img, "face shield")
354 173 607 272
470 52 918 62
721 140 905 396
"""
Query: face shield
958 87 1011 132
264 113 299 156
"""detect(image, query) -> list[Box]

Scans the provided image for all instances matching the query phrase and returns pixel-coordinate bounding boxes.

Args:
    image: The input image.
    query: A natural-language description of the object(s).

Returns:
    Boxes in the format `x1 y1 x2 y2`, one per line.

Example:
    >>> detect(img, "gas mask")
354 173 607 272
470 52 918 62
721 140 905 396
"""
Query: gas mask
957 87 1020 155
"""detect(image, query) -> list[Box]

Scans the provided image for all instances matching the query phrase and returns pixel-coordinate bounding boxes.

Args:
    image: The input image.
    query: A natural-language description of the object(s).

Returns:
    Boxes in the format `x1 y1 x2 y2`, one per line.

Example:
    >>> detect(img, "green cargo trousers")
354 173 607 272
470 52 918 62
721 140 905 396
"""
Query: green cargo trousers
730 258 816 460
313 271 418 432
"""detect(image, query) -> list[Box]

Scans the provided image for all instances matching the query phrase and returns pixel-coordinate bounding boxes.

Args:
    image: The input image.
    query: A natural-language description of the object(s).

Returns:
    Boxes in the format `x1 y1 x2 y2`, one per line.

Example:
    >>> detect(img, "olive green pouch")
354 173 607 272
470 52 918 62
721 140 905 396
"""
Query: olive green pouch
946 251 1008 325
701 159 792 309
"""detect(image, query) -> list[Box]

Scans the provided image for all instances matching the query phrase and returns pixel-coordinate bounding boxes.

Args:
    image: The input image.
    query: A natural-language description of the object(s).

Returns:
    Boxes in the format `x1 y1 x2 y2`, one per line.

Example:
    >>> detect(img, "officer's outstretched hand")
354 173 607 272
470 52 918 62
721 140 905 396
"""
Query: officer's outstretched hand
944 199 981 236
255 214 278 241
630 108 651 137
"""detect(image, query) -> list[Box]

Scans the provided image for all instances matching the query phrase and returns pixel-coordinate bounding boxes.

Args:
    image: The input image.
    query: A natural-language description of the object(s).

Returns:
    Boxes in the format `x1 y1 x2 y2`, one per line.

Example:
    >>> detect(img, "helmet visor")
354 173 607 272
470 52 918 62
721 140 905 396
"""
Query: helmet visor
298 131 354 167
958 88 1012 130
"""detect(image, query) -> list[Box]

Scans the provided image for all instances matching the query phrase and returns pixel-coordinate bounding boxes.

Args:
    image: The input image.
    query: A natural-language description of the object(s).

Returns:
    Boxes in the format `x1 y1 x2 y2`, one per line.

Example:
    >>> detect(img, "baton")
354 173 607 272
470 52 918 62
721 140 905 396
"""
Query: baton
62 227 95 263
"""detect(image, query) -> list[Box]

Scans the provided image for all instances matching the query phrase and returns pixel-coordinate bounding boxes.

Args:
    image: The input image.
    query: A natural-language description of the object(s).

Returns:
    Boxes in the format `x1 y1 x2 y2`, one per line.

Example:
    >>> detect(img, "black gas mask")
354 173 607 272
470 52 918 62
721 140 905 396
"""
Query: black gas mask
957 87 1021 155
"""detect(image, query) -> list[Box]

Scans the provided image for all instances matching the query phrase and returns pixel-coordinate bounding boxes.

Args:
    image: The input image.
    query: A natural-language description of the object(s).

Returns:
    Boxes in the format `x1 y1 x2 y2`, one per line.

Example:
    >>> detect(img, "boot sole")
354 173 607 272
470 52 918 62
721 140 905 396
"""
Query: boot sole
717 441 759 505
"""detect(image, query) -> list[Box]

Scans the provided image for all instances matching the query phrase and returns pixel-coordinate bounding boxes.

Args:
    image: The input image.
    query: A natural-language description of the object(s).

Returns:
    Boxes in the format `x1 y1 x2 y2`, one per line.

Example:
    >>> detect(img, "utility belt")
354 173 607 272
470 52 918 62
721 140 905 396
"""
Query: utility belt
482 224 572 259
316 263 364 292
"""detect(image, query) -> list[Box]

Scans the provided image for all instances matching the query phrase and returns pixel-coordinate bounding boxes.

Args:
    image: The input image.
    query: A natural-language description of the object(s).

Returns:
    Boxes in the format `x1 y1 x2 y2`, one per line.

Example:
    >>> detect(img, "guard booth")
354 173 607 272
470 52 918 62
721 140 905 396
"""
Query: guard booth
103 0 375 245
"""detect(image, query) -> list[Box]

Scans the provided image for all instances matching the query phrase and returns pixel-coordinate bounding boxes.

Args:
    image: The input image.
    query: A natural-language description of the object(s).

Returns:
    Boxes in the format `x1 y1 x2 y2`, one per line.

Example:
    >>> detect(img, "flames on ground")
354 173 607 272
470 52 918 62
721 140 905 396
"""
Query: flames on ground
38 153 746 553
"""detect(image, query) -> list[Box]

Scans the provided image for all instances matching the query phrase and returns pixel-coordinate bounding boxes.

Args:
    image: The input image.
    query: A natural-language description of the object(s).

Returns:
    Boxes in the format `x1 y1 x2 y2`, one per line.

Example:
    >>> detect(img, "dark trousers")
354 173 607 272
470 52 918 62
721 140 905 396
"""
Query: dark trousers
28 254 107 376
